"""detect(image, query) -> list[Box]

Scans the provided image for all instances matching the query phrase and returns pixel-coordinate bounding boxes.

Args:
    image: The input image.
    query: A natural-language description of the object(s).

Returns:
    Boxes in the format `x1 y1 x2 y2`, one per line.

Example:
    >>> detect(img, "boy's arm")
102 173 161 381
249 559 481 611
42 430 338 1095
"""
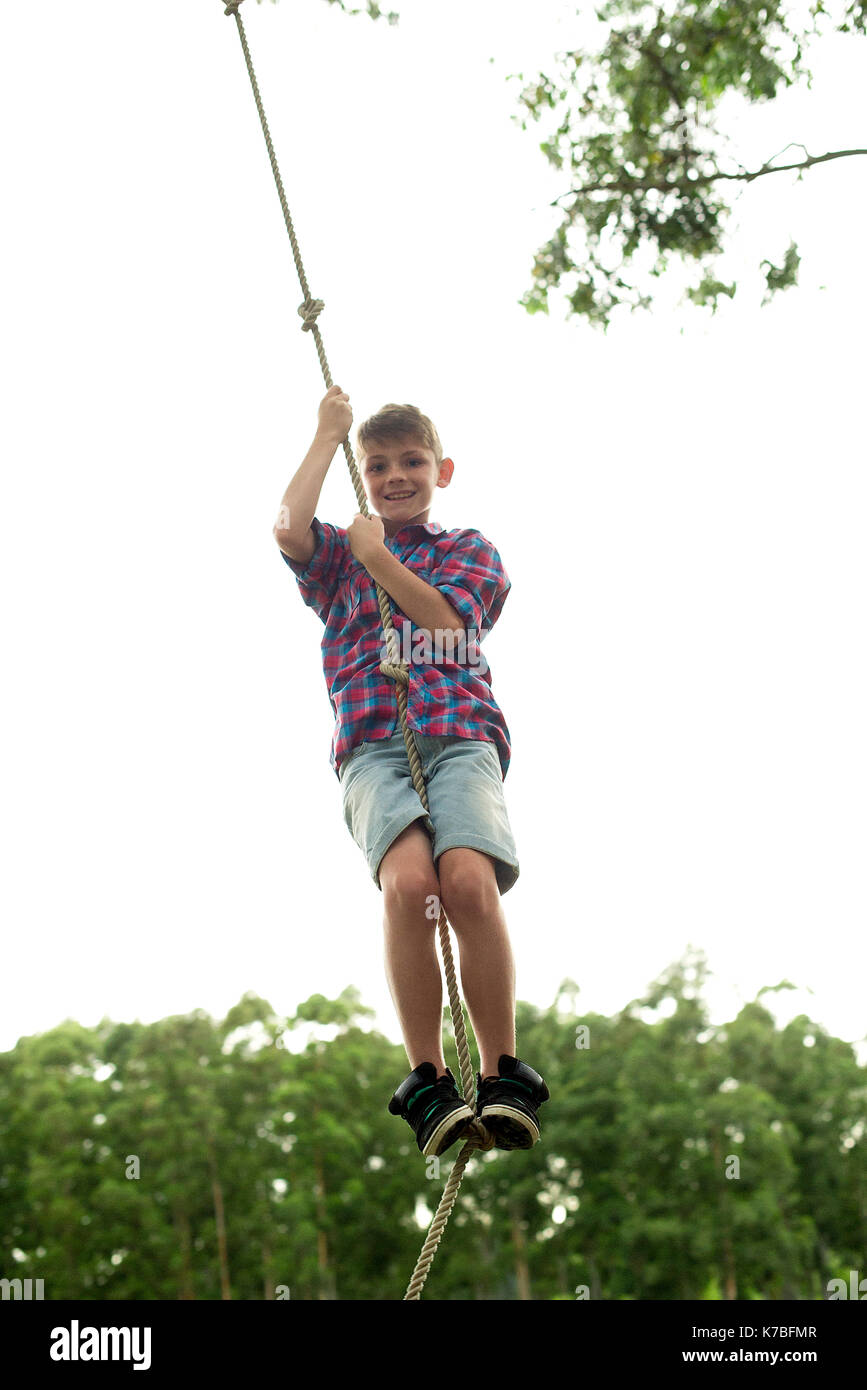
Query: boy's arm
424 529 511 639
347 522 507 642
273 386 352 563
360 539 464 637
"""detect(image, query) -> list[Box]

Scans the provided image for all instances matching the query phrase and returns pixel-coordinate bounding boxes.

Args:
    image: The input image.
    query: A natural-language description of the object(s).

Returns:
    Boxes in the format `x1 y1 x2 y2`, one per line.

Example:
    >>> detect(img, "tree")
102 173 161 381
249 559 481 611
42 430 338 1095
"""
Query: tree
255 0 865 327
513 0 867 328
2 970 863 1299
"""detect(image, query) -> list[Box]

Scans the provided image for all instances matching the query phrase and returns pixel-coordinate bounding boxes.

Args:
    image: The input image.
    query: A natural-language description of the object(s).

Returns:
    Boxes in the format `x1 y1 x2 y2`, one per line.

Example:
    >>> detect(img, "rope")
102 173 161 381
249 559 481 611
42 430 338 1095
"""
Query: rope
220 1 495 1300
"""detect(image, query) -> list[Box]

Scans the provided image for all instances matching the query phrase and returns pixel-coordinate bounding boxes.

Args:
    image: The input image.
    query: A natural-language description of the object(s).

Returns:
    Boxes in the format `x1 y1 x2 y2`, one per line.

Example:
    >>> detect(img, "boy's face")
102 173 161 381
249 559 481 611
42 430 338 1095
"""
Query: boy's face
360 434 454 536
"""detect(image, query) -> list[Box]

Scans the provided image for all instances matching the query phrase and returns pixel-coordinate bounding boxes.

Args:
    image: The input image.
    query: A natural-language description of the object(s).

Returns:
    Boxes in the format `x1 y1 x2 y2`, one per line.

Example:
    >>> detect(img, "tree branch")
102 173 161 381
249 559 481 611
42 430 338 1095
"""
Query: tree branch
552 146 867 206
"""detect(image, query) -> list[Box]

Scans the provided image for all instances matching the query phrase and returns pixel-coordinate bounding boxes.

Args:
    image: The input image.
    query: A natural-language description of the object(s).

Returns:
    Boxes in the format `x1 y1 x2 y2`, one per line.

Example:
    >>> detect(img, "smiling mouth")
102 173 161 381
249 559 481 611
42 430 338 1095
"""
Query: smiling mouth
385 492 415 500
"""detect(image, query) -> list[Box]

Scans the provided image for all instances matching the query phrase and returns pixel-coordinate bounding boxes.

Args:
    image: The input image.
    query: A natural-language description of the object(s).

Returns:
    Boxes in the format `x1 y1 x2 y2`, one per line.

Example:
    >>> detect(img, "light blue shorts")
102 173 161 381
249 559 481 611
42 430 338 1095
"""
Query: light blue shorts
338 732 520 896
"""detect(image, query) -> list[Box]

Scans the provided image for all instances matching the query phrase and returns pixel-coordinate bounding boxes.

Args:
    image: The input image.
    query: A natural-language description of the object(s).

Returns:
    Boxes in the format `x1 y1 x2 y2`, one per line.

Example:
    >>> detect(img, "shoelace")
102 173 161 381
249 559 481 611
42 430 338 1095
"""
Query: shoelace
481 1076 535 1097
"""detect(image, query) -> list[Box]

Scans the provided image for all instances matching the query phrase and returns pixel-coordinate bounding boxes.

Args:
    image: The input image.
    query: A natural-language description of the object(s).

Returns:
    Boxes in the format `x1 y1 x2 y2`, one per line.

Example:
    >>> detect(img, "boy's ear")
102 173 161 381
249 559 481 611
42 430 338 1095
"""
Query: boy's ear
436 457 455 487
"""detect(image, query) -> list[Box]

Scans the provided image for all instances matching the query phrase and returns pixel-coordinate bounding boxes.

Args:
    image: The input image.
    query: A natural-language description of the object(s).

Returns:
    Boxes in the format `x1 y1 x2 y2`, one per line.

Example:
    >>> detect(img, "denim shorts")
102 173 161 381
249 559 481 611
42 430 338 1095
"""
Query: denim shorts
338 731 520 895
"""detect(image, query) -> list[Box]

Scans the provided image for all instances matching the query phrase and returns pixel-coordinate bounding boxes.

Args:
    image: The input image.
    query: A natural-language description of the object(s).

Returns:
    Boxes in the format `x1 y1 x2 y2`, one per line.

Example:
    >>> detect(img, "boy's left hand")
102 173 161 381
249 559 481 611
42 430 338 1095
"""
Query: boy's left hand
347 513 385 567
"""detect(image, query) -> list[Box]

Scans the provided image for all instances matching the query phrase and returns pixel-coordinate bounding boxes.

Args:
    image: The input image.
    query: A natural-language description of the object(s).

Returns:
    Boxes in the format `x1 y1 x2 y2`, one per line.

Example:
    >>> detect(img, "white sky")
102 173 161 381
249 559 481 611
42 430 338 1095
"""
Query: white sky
2 1 865 1066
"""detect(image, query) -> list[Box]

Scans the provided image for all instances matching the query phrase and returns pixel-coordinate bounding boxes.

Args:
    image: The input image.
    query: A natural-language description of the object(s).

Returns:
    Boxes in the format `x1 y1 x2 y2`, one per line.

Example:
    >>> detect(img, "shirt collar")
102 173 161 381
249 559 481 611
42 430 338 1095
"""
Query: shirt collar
387 520 443 540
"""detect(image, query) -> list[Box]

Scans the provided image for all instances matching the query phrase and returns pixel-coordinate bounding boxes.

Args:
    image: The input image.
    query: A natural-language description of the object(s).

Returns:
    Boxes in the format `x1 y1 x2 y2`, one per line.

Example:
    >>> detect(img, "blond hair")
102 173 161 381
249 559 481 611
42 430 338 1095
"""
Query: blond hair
356 403 443 464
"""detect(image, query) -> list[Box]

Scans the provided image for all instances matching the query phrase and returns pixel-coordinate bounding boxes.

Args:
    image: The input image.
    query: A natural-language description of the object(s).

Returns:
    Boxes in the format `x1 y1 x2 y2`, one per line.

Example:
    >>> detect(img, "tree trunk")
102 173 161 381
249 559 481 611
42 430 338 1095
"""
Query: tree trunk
207 1140 232 1300
313 1144 336 1299
509 1200 531 1300
476 1224 494 1300
711 1131 737 1299
173 1204 195 1300
311 1053 336 1299
722 1230 737 1301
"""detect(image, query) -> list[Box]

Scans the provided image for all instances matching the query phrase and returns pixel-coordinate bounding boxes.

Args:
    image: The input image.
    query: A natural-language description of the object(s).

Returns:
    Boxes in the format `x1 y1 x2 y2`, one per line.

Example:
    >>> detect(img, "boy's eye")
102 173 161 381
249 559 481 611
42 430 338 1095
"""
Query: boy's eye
368 457 423 471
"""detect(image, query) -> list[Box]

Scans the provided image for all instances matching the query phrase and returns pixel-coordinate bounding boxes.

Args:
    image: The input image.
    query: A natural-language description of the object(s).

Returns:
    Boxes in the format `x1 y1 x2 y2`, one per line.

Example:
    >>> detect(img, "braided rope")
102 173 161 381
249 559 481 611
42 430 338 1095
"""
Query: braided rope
221 2 494 1300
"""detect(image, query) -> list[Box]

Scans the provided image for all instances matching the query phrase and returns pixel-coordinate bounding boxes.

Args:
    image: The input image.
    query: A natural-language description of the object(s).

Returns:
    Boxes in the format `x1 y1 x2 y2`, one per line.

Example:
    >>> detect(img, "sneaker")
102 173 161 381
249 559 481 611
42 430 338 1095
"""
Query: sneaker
388 1062 476 1158
475 1054 550 1150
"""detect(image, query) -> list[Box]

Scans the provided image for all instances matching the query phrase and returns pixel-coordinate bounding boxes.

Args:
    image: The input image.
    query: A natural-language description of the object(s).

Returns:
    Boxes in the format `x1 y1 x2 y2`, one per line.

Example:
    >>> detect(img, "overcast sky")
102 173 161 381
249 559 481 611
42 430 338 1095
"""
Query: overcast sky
2 0 865 1066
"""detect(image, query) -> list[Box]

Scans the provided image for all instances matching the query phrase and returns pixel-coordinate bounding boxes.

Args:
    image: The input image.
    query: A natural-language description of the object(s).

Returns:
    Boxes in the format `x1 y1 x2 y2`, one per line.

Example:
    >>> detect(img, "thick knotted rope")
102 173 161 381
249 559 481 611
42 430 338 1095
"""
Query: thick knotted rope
298 297 325 331
220 2 495 1300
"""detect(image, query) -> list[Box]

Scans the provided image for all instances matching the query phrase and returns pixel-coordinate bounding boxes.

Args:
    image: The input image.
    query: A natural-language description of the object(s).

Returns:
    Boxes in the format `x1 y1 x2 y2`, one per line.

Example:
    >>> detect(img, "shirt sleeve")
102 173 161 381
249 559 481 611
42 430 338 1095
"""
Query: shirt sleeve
279 517 349 624
429 529 510 638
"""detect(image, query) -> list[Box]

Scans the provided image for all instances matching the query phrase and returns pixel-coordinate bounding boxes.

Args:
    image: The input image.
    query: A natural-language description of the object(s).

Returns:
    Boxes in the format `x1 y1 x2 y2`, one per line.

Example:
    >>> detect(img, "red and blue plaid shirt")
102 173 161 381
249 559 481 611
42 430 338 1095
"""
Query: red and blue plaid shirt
281 517 512 780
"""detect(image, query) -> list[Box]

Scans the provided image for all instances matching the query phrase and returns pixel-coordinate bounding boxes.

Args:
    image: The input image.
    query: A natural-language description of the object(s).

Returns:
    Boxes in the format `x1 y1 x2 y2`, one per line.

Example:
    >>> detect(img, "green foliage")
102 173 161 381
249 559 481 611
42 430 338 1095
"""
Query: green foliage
512 0 866 328
1 955 864 1299
760 238 801 302
291 985 375 1029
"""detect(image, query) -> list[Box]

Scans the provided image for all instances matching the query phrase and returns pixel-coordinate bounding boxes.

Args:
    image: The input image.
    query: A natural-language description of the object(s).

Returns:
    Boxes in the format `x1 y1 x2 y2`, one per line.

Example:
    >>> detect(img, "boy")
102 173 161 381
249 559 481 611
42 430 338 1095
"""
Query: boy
274 385 549 1157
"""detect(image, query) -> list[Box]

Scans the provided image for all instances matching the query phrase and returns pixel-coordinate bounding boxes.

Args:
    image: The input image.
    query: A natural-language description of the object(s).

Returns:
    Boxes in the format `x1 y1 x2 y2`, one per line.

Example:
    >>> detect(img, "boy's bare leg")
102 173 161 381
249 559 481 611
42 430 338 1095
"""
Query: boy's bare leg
437 848 516 1081
380 822 449 1077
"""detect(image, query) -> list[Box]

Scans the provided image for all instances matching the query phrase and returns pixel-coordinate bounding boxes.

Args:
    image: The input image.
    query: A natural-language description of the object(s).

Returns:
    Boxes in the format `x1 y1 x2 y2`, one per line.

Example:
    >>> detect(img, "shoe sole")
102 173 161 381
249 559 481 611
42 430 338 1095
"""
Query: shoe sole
423 1104 475 1157
479 1103 540 1150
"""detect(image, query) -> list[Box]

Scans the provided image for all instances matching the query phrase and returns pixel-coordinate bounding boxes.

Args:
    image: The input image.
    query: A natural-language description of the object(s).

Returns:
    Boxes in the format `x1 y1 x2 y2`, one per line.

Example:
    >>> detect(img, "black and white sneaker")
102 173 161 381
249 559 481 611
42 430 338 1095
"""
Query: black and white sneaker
475 1055 550 1150
388 1062 475 1158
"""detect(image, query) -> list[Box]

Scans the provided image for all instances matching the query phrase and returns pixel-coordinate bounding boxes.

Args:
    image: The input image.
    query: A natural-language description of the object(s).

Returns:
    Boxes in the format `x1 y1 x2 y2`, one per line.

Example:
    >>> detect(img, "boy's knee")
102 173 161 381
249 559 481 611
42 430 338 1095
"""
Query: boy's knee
437 849 499 924
379 821 440 922
382 865 441 923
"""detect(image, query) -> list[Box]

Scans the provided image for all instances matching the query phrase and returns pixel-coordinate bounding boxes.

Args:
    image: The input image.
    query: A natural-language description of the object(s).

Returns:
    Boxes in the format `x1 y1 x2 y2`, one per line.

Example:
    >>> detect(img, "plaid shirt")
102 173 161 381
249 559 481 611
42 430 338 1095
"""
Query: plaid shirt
281 517 512 780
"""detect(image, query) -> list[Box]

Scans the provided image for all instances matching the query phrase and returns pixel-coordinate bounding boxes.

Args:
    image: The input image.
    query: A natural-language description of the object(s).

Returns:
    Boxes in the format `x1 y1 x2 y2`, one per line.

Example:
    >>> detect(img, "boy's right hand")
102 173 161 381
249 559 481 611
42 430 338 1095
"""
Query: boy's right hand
317 385 352 445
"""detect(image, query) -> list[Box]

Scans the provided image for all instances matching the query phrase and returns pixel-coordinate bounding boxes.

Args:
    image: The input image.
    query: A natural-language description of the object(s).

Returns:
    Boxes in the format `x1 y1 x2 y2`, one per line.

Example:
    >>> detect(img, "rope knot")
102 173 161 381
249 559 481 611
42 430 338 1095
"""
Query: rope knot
379 658 410 687
223 1 243 15
298 297 325 332
465 1118 497 1152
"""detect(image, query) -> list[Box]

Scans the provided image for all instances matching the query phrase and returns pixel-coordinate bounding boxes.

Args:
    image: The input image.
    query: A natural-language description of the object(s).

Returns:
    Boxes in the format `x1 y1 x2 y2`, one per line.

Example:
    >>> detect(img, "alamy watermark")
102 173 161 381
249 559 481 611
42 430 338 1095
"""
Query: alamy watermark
1 1276 44 1300
50 1322 151 1370
827 1270 867 1299
380 624 489 673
